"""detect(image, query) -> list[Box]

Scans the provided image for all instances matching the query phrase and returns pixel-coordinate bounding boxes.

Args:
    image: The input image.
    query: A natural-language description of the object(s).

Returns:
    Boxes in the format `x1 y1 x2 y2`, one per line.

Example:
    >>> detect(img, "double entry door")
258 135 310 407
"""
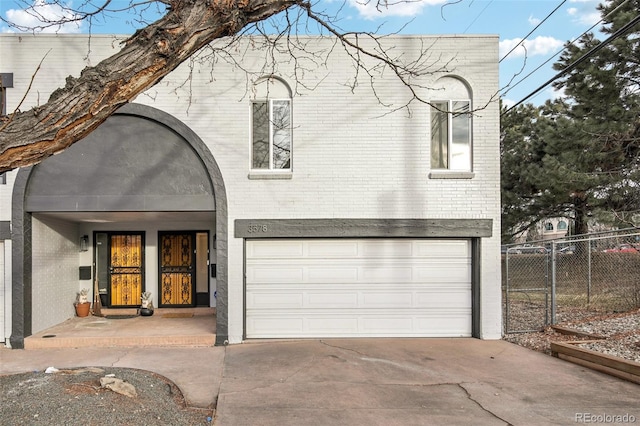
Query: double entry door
94 231 210 308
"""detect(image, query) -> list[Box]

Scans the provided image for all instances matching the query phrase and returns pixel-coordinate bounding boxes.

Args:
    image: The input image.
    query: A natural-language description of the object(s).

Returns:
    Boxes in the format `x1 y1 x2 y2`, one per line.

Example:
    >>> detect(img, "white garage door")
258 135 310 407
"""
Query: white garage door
245 239 471 338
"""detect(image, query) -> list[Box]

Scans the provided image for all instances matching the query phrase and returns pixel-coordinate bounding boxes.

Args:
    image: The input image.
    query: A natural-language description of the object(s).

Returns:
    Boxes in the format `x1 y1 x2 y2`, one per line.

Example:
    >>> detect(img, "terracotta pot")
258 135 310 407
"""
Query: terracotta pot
75 302 91 317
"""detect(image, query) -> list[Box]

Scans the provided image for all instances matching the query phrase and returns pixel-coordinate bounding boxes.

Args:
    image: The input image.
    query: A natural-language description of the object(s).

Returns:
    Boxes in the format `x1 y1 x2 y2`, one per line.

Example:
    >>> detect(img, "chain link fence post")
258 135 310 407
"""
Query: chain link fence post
550 242 556 325
503 228 640 335
588 239 592 305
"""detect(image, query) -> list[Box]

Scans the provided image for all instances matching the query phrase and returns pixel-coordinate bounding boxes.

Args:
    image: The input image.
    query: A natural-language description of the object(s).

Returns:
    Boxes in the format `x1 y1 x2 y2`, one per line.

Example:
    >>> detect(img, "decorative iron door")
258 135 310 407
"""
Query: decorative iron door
159 233 195 307
109 233 144 307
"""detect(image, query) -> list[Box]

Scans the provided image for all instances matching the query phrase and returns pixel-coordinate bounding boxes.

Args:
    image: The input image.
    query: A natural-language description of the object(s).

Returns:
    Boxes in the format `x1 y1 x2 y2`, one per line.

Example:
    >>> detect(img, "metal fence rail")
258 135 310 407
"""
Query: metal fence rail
503 228 640 334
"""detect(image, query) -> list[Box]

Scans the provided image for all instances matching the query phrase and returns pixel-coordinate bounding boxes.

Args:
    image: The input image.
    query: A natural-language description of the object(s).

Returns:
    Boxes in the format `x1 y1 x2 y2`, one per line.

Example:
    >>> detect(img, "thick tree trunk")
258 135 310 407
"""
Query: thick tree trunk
573 194 589 236
0 0 300 172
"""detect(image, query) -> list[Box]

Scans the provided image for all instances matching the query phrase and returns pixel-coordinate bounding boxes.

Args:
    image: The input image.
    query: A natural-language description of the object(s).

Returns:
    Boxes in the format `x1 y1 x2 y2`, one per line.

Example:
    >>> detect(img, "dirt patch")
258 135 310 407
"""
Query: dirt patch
0 367 213 425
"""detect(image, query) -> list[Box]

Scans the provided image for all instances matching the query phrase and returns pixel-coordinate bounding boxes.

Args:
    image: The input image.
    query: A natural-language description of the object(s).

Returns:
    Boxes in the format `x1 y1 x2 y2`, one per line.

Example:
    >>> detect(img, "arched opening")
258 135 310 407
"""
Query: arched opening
430 76 473 172
251 76 293 171
10 103 228 348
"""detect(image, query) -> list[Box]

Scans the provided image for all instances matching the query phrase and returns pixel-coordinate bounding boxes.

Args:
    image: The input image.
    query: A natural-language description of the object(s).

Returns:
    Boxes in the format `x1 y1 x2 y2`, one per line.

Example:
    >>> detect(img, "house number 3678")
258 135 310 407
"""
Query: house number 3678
248 224 268 233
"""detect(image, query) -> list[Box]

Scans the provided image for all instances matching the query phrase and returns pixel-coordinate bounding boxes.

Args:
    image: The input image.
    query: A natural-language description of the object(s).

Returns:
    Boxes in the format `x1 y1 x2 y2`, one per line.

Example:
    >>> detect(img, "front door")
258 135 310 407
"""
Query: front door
159 232 196 307
109 233 144 307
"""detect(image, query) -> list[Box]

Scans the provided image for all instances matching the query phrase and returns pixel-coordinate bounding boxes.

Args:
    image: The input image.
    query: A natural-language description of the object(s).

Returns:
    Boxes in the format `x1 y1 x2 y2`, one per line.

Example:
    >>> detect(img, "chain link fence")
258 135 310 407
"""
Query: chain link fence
503 228 640 334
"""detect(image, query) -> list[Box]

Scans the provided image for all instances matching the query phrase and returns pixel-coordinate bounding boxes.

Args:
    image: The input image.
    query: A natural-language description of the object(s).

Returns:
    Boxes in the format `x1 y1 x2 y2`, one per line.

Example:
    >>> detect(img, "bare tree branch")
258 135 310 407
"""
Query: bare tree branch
0 0 499 172
0 50 50 133
0 0 304 171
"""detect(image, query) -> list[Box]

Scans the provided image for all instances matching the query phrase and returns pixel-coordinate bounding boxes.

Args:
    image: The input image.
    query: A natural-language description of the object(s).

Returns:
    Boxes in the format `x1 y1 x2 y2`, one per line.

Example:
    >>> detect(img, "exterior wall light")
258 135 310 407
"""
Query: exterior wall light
80 235 89 252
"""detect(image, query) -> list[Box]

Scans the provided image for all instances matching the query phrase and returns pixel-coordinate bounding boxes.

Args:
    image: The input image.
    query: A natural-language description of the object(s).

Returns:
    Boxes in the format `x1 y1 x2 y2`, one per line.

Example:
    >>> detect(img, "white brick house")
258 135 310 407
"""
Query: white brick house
0 33 501 348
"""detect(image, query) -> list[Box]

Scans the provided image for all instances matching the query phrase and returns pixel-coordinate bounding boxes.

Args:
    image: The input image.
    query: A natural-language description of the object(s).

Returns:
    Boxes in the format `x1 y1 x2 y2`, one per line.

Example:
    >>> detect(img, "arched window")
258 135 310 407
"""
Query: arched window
557 221 567 230
430 76 472 171
544 222 554 232
251 77 292 171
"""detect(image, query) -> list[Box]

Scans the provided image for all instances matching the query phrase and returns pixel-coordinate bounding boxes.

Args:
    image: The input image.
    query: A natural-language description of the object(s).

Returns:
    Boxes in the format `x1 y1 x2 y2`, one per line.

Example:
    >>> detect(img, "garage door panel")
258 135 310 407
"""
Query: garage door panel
307 267 359 281
247 240 304 258
360 292 413 307
249 239 470 260
359 316 415 332
248 260 470 284
306 317 360 333
247 291 304 308
307 240 359 257
247 285 469 309
245 239 472 338
360 240 413 257
246 312 472 337
247 316 304 334
306 292 359 308
415 264 471 281
248 266 304 282
415 313 472 335
415 240 470 257
414 289 471 308
361 266 412 281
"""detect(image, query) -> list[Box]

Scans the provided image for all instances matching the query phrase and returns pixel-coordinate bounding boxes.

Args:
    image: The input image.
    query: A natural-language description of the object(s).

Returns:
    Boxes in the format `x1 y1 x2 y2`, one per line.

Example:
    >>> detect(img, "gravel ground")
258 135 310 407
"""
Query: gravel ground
0 367 213 425
504 307 640 363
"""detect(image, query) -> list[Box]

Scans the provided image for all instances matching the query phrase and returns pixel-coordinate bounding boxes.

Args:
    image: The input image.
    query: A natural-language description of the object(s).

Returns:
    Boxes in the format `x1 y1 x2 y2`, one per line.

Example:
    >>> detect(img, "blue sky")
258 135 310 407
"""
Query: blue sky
1 0 608 107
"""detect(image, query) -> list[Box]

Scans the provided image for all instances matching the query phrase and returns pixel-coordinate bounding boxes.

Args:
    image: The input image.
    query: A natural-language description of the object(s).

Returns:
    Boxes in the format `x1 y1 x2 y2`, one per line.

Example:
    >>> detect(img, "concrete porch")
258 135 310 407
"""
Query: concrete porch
23 308 216 349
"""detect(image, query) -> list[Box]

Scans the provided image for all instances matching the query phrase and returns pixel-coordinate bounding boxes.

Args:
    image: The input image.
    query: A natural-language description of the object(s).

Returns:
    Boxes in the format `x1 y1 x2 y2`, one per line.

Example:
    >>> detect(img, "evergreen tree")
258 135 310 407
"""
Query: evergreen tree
501 0 640 241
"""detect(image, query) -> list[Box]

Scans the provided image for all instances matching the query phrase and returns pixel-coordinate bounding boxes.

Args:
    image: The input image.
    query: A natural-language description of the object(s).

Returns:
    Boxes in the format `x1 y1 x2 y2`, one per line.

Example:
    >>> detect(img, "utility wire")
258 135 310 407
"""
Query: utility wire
503 12 640 115
500 0 567 63
463 0 494 34
501 0 631 97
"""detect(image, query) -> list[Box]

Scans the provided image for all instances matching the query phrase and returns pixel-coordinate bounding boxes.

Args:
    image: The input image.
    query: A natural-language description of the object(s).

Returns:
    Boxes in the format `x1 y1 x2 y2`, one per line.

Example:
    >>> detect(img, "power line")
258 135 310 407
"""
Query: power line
501 0 631 98
503 12 640 115
500 0 567 63
463 0 494 34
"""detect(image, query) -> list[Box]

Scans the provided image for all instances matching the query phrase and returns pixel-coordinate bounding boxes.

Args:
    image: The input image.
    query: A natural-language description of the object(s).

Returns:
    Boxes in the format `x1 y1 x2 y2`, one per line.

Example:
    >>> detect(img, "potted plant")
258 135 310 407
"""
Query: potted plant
140 291 154 316
75 288 91 317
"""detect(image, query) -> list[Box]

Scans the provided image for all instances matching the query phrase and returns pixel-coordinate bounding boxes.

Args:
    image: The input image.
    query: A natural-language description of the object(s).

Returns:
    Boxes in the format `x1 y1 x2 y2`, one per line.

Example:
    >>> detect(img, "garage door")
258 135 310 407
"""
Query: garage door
245 239 471 338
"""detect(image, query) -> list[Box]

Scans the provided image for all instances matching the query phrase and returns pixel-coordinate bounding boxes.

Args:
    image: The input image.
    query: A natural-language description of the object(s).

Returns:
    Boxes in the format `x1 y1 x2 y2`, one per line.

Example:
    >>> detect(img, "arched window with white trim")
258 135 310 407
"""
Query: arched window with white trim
251 77 292 171
430 76 472 172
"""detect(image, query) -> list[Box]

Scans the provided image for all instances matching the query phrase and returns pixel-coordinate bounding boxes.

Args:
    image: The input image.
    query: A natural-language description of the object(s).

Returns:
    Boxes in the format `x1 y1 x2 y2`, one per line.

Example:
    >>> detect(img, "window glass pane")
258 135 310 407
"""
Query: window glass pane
271 100 291 169
451 101 470 170
252 102 269 169
558 221 567 230
430 102 448 169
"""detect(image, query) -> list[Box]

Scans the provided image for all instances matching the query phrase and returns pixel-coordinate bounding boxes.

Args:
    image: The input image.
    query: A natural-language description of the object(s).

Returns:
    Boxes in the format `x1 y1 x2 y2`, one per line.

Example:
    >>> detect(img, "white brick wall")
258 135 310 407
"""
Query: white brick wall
31 216 79 333
0 241 5 344
1 240 13 346
1 166 14 343
1 33 502 340
0 170 17 221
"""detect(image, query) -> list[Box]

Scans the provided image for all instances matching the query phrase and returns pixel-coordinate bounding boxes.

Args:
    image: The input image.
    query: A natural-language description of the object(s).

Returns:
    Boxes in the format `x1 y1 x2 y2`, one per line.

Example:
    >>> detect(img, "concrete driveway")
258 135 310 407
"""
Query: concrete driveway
2 338 638 425
217 338 639 425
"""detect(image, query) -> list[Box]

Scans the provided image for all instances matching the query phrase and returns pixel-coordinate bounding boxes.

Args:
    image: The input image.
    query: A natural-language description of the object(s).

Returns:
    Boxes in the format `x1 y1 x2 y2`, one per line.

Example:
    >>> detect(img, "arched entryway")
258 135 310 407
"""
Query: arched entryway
10 103 228 348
